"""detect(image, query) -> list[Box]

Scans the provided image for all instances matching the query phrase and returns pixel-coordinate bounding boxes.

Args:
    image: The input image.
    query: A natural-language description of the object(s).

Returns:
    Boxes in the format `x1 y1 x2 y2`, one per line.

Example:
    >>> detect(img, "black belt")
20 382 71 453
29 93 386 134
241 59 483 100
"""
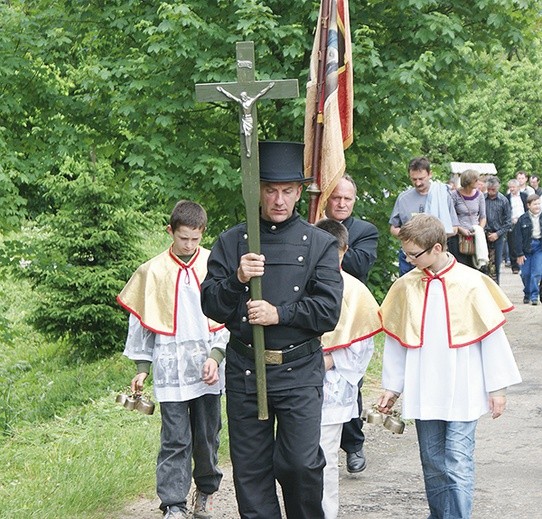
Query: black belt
229 336 321 365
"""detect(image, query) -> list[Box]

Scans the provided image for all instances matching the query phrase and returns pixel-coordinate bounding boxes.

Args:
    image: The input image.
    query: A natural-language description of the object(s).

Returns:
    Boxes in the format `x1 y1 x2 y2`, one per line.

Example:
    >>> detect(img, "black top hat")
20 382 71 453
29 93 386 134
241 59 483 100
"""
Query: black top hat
259 141 313 183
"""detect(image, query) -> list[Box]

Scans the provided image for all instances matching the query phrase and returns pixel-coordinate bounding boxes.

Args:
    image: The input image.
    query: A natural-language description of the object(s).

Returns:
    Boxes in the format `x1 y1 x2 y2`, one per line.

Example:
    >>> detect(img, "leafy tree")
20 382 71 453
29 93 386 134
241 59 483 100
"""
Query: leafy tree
412 45 542 182
2 0 542 301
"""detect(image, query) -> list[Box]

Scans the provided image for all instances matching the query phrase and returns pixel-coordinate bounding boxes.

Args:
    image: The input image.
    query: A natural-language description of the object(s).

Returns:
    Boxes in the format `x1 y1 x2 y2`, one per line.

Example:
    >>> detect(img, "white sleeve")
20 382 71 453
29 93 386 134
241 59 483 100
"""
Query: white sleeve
481 327 522 392
382 335 407 394
122 313 155 362
331 338 374 386
210 326 230 355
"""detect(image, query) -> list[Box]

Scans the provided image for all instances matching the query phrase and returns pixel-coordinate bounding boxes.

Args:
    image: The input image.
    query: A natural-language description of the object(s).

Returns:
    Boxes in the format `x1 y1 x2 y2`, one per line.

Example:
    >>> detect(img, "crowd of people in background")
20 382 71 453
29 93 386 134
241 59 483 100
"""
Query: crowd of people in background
442 165 542 303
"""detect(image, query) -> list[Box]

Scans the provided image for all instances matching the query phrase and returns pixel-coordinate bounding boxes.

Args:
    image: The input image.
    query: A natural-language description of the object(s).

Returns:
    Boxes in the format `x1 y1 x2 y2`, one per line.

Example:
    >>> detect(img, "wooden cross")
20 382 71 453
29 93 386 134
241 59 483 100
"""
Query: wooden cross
196 41 298 420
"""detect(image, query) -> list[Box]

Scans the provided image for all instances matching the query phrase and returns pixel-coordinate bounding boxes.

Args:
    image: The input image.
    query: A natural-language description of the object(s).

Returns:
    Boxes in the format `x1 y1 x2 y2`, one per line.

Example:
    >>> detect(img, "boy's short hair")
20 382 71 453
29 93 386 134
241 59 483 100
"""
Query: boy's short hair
170 200 207 231
527 193 540 204
315 218 349 250
398 214 447 249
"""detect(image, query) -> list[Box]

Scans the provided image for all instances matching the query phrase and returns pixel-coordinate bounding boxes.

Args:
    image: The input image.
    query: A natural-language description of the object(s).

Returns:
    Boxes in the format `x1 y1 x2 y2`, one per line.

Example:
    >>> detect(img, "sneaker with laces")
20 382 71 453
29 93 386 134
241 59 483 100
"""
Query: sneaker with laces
192 489 214 519
164 505 190 519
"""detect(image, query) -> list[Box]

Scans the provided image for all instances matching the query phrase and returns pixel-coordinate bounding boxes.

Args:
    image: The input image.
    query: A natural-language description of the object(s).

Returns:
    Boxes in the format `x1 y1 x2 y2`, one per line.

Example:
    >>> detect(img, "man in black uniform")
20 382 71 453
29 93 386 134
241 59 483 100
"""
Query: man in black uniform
201 141 343 519
324 173 378 473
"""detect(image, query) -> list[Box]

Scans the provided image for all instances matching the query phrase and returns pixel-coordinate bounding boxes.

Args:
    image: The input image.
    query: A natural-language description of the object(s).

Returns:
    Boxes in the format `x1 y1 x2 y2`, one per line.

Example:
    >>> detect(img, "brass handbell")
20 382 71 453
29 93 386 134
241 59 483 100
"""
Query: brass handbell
116 390 155 415
383 412 405 434
124 395 138 411
135 396 155 415
366 408 385 425
115 393 128 405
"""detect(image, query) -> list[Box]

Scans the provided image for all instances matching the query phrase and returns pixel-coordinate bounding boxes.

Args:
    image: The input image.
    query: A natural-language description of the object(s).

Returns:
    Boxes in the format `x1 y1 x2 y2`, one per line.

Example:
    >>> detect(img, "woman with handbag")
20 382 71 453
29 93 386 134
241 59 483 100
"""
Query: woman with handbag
449 169 487 267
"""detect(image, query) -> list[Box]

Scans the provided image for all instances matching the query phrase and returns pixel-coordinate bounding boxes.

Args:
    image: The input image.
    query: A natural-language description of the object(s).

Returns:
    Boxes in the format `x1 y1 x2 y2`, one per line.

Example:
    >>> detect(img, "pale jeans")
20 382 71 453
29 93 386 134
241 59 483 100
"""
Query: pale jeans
320 422 343 519
415 419 477 519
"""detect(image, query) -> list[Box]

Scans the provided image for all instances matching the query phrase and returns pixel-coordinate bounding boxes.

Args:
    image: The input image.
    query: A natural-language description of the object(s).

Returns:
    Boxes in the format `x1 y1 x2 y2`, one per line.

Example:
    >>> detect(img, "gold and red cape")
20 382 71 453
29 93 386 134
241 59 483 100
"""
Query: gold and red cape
117 247 222 336
321 270 382 352
379 258 514 349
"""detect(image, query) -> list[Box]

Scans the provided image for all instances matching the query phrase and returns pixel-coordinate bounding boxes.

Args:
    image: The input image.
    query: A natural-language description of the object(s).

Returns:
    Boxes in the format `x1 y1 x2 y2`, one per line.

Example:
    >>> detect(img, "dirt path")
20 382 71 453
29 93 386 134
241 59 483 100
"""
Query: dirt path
118 267 541 518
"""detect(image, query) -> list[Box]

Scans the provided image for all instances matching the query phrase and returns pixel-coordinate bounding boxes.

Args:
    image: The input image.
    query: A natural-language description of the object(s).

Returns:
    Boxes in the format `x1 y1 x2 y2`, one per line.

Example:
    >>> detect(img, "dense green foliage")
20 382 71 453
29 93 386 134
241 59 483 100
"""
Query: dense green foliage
2 1 541 308
413 46 542 177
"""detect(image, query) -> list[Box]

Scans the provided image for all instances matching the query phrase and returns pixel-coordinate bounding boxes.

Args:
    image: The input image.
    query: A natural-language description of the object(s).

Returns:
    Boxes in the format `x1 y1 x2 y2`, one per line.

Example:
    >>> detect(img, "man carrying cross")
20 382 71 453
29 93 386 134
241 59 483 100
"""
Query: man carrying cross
201 141 343 518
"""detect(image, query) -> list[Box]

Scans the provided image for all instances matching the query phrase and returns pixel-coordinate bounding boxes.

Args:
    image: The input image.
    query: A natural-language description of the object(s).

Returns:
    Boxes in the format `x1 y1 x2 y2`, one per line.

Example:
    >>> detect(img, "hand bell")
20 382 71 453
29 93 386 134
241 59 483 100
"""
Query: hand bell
115 393 128 405
366 408 384 425
383 414 405 434
124 395 138 411
135 397 155 415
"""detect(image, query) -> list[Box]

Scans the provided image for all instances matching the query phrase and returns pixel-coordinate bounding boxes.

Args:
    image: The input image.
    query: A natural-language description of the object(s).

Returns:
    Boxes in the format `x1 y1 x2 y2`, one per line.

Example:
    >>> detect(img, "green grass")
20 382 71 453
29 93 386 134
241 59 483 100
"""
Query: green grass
0 395 230 519
0 396 159 518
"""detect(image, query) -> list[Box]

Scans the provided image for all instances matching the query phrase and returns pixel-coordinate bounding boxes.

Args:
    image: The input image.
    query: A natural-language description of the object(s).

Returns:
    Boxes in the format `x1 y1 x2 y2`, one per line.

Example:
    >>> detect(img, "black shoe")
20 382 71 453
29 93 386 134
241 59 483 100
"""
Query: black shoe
531 300 538 306
524 297 530 304
512 268 520 274
346 448 367 473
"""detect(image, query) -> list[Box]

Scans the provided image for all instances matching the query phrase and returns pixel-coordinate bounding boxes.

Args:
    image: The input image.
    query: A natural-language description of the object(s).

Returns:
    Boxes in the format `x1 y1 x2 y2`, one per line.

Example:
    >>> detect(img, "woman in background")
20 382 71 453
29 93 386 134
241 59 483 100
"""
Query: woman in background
449 169 487 267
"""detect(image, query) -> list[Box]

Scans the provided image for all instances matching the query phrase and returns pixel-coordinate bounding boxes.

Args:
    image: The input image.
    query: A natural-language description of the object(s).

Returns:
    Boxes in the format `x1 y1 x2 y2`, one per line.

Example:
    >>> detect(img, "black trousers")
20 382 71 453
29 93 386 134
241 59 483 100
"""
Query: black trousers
227 386 326 519
157 396 222 511
340 377 365 453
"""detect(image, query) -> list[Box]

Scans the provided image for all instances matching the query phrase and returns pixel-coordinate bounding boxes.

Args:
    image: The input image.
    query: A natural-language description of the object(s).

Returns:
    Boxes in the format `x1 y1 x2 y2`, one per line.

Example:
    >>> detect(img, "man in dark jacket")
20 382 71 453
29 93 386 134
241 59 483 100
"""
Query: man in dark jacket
485 176 511 284
324 174 378 284
201 141 343 519
506 179 529 274
324 174 378 473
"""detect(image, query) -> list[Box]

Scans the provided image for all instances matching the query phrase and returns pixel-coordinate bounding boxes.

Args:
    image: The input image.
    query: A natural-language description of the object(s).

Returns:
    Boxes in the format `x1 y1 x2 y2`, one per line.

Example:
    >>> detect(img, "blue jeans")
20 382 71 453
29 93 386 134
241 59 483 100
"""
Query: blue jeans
487 234 505 284
520 239 542 301
416 419 477 519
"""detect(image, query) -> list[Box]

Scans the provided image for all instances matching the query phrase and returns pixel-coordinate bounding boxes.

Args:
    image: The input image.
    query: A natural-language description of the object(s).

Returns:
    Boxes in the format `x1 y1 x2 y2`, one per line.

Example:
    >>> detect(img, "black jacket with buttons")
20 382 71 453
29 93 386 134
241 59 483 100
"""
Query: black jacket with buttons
201 211 343 392
202 211 343 348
